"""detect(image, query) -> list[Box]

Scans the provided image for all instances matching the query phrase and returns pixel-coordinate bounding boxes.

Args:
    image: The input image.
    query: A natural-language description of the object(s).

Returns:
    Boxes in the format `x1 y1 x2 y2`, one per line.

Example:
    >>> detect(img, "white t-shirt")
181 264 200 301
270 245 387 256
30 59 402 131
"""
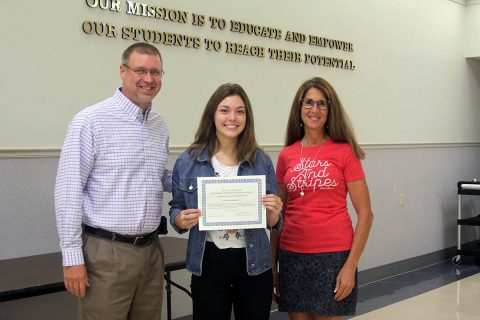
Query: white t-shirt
206 155 246 249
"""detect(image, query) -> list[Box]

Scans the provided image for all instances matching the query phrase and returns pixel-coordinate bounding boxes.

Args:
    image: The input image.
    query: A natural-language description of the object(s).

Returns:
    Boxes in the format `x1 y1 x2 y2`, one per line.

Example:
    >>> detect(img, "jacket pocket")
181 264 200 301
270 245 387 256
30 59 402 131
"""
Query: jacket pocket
179 177 198 208
179 177 198 192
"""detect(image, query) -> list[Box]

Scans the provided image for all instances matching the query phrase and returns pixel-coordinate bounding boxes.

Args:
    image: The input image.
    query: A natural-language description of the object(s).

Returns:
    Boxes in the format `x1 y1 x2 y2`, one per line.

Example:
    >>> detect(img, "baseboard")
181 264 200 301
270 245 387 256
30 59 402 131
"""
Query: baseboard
358 246 458 285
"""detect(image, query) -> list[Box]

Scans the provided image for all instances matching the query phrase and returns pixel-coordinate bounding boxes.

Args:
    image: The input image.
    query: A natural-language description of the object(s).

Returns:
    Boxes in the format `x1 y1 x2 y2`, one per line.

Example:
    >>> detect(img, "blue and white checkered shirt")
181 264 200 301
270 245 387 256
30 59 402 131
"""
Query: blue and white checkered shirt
55 89 172 266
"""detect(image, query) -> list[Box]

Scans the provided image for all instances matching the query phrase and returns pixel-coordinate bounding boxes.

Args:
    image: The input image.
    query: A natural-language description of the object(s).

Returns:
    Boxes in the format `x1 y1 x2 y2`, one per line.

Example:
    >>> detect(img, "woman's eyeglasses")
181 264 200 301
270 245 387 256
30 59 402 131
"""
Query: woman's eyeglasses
300 98 330 110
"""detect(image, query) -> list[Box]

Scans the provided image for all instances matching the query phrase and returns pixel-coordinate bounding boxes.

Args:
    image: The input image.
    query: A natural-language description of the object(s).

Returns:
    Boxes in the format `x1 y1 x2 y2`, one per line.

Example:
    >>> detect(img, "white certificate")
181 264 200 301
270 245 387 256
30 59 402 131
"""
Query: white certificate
197 175 266 230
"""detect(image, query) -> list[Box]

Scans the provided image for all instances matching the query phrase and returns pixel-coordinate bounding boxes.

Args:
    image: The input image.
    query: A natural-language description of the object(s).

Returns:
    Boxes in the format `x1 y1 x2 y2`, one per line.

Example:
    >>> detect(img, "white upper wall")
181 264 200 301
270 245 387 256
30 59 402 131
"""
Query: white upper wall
465 1 480 57
1 0 479 149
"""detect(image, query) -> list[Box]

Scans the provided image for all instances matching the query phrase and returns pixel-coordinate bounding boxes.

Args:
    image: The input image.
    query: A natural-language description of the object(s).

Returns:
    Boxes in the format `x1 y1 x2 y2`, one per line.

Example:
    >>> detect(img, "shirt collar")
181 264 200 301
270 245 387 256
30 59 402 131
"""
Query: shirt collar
196 147 253 167
114 88 151 121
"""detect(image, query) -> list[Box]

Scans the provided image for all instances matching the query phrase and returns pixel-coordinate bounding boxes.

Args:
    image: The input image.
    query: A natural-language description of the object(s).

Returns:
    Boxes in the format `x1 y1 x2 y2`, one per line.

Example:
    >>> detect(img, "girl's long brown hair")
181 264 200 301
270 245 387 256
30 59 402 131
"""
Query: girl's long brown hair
188 83 259 163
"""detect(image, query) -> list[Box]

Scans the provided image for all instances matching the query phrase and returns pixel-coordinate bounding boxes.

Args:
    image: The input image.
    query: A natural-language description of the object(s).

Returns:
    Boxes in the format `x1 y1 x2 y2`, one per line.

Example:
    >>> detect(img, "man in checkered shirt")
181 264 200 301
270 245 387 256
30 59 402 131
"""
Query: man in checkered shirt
55 42 172 319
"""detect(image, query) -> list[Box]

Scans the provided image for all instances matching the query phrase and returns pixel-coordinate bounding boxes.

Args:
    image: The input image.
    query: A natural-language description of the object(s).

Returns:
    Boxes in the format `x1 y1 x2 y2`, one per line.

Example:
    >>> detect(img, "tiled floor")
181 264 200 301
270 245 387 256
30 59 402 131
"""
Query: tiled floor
352 273 480 320
270 257 480 320
1 257 478 319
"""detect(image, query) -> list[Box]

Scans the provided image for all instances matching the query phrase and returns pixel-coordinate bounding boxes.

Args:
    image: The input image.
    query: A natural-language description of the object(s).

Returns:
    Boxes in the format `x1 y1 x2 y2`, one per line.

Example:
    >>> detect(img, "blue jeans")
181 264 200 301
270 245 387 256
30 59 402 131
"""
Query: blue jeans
191 241 273 320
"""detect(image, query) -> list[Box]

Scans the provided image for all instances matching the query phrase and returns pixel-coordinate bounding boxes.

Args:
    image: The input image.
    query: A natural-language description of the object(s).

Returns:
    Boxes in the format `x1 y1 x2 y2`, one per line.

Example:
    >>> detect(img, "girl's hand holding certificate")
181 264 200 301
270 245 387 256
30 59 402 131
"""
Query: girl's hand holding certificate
175 209 201 230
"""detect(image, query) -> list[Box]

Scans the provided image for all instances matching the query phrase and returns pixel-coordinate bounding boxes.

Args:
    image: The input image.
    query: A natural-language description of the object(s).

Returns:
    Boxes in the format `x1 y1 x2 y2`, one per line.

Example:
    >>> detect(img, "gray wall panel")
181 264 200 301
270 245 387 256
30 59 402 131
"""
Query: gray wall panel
1 146 479 268
1 146 479 319
0 158 59 259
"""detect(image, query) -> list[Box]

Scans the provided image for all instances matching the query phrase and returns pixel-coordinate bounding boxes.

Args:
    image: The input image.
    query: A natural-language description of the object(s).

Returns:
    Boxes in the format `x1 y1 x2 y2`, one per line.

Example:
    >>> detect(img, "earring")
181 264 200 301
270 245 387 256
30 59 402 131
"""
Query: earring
300 122 303 127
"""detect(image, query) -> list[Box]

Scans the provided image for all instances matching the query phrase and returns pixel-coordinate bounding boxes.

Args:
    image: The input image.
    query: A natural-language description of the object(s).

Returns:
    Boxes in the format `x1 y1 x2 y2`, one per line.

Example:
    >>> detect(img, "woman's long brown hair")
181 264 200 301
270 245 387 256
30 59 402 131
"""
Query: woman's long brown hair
285 77 365 159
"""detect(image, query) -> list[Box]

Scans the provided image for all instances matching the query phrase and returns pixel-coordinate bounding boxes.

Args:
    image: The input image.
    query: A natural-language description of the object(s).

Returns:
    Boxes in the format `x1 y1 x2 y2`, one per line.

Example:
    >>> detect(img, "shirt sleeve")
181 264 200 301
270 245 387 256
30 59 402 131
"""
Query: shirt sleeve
264 153 282 231
168 153 188 234
162 169 173 193
162 137 173 193
276 149 287 185
343 145 365 182
54 114 95 266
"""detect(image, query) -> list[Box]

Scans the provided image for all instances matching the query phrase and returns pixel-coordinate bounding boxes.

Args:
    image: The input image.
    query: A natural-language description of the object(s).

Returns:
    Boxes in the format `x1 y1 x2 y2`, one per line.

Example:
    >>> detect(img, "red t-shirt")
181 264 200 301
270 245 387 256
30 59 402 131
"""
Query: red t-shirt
276 140 365 253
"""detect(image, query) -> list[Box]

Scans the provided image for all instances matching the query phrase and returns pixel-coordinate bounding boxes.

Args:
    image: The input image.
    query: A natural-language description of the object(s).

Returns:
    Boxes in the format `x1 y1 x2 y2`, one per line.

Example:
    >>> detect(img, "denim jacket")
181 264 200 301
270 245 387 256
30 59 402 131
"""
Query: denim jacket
169 147 281 276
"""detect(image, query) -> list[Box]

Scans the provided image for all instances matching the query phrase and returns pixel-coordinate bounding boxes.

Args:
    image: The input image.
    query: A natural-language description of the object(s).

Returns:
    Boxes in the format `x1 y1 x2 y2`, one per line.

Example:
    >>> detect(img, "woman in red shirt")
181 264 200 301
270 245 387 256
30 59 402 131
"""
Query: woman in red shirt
272 77 374 320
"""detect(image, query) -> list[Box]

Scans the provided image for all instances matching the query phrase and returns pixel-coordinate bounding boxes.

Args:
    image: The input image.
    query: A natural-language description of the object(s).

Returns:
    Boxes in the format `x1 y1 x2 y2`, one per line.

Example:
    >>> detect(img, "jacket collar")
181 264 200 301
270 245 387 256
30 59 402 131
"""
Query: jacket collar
197 148 210 163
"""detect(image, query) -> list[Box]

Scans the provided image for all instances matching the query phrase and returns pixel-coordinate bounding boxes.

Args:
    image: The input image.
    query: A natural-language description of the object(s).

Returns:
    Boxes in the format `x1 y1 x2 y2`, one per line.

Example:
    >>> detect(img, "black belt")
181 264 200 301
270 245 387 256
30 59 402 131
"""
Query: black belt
83 225 158 246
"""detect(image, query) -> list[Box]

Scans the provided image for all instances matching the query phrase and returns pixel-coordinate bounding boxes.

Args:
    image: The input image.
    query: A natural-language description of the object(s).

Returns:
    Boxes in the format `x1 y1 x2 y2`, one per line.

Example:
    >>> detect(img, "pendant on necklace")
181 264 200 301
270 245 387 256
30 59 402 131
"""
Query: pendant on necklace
300 191 305 197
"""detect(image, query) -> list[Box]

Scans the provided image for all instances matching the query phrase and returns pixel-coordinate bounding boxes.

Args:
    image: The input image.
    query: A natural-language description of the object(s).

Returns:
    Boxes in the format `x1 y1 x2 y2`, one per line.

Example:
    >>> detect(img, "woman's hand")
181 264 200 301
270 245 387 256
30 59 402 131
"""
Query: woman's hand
272 267 280 303
174 209 201 230
263 194 282 227
334 261 356 301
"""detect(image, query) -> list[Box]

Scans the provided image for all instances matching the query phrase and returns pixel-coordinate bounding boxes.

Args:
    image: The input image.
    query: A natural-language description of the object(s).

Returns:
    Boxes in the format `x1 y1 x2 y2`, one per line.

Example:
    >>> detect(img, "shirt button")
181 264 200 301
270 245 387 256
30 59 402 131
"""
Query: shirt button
250 263 255 268
249 244 254 248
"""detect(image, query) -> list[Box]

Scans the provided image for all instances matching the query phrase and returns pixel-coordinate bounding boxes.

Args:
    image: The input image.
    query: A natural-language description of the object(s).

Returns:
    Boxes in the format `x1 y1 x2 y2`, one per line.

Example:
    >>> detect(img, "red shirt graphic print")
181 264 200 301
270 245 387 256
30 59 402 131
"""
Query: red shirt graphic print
276 139 365 253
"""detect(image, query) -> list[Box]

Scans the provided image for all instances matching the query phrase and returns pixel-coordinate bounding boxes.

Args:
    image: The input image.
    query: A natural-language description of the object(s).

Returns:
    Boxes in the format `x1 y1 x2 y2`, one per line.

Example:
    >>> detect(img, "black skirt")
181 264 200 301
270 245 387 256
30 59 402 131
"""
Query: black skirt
278 249 357 316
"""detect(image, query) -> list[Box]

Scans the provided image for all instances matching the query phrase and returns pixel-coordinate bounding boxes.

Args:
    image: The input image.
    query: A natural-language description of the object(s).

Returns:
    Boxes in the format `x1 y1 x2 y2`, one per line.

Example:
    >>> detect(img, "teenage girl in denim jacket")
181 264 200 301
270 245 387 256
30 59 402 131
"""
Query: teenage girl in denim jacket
169 83 282 320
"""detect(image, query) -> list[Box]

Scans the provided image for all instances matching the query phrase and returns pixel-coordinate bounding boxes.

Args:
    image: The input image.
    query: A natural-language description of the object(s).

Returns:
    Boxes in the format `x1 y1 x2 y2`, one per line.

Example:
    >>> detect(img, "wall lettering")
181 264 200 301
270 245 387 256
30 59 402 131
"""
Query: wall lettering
82 0 356 71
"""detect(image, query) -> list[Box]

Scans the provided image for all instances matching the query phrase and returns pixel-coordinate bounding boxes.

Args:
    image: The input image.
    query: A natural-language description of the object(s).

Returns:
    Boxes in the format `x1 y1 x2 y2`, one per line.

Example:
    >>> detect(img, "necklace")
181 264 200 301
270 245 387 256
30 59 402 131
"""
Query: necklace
298 137 326 197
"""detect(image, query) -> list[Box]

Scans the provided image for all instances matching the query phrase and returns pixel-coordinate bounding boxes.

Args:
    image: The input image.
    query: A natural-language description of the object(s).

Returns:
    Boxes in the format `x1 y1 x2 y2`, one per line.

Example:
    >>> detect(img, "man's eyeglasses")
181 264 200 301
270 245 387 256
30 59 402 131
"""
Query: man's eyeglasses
123 64 165 78
300 98 330 110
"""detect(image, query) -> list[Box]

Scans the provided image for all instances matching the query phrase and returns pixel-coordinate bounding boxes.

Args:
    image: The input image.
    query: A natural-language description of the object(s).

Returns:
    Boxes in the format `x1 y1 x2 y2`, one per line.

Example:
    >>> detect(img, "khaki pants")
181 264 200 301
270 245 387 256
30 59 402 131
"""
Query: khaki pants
79 233 165 320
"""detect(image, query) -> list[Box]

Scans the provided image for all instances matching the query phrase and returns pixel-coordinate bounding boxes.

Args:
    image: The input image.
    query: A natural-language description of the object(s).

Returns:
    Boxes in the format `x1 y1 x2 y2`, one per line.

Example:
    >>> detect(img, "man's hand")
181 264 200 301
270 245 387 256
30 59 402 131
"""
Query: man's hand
63 265 89 298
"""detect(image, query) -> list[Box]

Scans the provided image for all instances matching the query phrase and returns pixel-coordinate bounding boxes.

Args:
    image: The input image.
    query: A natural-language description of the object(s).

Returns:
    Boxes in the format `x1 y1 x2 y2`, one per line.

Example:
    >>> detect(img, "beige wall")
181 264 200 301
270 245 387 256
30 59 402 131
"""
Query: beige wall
1 0 480 151
465 1 480 57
